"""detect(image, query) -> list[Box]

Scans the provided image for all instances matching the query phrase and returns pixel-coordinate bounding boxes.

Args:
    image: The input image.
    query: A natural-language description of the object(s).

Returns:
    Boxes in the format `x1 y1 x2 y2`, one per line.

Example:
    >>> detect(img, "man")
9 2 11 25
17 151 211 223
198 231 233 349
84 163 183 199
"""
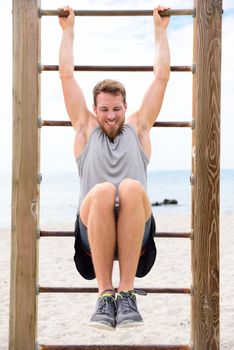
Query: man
59 5 170 330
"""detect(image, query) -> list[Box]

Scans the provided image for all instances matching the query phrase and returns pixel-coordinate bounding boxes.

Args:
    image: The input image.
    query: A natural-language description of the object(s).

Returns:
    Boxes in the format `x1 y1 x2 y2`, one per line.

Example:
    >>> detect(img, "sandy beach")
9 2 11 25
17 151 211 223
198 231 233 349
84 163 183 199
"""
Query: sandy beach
0 213 233 349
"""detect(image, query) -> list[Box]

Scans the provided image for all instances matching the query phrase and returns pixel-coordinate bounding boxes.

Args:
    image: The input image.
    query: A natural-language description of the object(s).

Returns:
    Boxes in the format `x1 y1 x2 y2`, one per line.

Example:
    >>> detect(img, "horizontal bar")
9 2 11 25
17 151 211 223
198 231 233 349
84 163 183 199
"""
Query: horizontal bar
39 9 194 17
154 121 192 128
155 232 191 238
41 120 192 128
39 231 191 239
39 345 191 350
39 287 191 294
40 65 192 73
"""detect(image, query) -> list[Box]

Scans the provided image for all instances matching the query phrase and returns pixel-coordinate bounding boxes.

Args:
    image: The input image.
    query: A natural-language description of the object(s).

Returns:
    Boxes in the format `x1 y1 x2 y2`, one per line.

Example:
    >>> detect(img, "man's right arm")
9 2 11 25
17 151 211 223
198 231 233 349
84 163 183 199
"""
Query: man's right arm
59 6 90 130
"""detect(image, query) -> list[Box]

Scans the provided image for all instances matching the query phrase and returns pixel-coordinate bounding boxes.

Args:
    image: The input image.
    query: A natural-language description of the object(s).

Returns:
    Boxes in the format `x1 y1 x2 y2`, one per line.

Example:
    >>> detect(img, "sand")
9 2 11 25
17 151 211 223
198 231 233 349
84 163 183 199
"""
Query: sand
0 213 233 349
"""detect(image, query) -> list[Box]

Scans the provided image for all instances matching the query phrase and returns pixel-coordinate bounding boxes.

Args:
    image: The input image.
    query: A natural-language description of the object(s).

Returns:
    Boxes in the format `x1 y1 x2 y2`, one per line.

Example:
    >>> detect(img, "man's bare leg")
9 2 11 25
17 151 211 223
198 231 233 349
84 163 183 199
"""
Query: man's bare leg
80 182 117 295
117 179 152 292
115 179 152 328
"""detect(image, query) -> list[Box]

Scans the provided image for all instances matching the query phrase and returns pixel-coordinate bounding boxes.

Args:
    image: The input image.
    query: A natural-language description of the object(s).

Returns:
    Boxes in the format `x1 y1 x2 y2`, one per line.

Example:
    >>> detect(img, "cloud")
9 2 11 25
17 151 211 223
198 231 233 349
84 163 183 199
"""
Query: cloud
1 0 233 173
41 0 194 10
223 0 234 11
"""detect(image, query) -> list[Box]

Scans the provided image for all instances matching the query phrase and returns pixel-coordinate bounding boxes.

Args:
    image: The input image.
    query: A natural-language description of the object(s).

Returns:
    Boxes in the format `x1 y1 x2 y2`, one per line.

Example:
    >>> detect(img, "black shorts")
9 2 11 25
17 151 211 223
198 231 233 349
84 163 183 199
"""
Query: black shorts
74 210 157 280
78 214 152 255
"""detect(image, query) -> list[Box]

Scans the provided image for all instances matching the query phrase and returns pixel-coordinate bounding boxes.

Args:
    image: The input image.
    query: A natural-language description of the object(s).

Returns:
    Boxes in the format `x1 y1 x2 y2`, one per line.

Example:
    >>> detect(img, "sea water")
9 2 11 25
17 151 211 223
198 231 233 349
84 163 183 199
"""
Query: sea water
0 169 233 229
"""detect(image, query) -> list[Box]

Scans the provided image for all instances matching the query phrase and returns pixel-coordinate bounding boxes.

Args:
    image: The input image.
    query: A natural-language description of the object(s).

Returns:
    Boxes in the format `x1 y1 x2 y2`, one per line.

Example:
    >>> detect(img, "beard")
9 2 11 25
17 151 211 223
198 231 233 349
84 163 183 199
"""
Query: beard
100 119 125 140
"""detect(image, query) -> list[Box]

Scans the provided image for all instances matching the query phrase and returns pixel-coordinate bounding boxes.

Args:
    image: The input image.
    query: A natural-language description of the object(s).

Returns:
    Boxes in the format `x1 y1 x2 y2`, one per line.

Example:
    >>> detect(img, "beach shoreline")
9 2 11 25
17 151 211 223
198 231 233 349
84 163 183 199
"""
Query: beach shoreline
0 213 233 349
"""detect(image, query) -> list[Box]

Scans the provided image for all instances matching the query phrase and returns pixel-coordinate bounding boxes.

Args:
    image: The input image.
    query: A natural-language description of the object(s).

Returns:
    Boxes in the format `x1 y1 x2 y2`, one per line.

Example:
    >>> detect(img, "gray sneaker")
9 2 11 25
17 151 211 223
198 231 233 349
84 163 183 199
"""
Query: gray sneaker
116 291 144 328
88 295 116 331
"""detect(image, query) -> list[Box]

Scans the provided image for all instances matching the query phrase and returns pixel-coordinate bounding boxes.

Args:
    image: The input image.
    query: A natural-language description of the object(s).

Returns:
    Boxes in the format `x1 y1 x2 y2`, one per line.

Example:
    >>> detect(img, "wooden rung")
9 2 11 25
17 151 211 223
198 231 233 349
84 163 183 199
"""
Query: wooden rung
40 120 192 128
38 287 191 294
39 65 192 73
39 8 195 18
39 231 191 239
39 345 191 350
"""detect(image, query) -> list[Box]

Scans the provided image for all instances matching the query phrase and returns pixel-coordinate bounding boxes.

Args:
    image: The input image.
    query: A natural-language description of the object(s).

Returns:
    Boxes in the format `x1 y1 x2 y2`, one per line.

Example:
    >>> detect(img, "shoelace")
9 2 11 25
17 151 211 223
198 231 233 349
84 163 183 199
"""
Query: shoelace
131 289 147 296
97 296 115 315
120 294 137 313
117 289 147 313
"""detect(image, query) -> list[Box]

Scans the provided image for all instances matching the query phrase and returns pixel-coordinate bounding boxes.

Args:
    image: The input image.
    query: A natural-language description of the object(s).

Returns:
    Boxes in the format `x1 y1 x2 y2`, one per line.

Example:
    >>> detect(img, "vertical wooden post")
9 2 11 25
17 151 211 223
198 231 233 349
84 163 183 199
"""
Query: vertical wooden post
9 1 41 349
191 0 222 349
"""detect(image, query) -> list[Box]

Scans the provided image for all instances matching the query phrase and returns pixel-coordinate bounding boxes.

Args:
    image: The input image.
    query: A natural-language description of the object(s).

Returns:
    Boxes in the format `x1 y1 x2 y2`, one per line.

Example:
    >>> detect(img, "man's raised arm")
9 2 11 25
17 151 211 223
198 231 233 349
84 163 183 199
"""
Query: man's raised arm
59 6 89 130
136 6 170 130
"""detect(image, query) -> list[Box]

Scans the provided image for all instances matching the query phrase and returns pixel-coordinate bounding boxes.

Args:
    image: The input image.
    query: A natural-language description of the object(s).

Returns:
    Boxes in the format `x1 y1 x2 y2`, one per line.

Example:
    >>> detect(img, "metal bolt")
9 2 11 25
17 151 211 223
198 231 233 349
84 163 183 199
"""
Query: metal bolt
190 174 195 186
191 119 195 130
37 117 43 128
38 62 43 73
36 228 41 240
37 173 42 184
35 284 40 296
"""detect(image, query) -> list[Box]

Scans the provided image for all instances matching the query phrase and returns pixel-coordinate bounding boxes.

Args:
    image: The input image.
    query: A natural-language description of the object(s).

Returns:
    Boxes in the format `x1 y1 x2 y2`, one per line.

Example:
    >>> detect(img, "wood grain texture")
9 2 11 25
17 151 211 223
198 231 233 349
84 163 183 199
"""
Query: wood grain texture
9 1 41 349
39 345 191 350
191 1 222 349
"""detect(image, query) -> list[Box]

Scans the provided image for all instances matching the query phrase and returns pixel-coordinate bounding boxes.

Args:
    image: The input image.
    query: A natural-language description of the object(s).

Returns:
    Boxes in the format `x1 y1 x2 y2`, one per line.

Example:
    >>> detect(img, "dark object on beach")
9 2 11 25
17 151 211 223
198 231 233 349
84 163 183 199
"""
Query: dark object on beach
151 199 178 206
163 199 178 205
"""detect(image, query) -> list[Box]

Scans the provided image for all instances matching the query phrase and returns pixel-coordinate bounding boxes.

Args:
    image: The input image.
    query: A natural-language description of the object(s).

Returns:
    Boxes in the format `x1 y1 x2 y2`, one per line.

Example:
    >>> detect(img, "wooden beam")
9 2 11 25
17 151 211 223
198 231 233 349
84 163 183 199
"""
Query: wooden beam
40 120 192 128
38 287 191 294
39 9 195 17
39 64 192 72
39 345 191 350
39 230 191 238
9 1 40 349
191 1 222 349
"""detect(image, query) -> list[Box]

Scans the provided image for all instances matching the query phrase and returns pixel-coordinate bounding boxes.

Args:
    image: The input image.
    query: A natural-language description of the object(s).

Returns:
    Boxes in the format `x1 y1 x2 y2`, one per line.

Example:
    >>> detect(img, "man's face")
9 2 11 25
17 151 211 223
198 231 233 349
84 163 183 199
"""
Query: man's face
93 92 127 139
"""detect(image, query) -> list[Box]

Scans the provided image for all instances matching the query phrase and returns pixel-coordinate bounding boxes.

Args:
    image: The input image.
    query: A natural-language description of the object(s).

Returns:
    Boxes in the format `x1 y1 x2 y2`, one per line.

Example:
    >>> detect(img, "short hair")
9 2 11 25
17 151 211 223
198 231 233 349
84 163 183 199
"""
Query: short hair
92 79 126 106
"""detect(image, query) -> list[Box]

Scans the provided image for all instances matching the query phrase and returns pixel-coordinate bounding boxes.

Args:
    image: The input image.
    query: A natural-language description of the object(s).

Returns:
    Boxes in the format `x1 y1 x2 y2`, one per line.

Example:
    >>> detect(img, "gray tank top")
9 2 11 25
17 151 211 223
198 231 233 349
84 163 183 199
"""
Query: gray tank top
76 124 149 212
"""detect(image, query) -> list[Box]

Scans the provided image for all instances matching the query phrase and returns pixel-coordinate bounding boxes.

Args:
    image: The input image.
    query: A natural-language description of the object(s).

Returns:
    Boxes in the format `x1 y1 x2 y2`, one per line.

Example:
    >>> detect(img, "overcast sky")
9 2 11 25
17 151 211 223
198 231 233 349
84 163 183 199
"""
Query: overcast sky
0 0 233 174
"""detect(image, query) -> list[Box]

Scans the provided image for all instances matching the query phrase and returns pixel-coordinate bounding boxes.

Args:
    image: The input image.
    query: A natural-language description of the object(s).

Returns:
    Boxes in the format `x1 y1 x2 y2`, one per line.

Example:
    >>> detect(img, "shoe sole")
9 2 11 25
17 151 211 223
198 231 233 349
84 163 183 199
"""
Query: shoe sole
88 321 116 331
116 321 144 329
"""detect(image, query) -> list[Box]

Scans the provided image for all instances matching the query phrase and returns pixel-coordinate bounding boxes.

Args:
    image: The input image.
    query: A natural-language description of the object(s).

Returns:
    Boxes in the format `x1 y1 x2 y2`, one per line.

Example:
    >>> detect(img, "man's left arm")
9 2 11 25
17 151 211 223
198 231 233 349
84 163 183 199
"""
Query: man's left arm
134 6 170 131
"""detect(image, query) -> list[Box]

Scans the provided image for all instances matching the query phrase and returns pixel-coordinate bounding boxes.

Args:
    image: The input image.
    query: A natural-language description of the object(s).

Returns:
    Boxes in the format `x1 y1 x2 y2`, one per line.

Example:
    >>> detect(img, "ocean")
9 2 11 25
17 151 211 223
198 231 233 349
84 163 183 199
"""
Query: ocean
0 169 233 229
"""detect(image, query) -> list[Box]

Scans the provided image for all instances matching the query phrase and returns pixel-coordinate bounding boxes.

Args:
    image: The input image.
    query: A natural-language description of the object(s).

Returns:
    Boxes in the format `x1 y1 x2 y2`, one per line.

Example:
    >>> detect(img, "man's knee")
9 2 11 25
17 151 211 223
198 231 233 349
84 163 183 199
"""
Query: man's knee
119 179 151 220
91 182 116 207
119 178 145 200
